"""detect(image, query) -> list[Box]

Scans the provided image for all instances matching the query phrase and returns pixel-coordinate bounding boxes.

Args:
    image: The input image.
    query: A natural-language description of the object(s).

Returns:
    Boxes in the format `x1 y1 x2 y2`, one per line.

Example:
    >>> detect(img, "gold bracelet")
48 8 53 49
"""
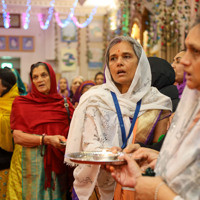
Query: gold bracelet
39 136 42 145
154 182 165 200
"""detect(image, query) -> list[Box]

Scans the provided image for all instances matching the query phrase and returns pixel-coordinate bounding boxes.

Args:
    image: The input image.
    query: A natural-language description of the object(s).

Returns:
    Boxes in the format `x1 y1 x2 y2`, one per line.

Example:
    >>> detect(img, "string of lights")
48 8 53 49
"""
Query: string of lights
1 0 10 28
2 0 97 30
38 0 55 30
71 6 98 28
22 0 31 30
55 0 78 28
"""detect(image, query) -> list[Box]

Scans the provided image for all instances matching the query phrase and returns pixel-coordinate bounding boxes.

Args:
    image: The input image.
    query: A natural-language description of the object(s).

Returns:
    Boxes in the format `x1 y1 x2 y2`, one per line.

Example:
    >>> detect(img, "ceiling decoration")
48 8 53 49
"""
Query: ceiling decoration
78 0 86 6
1 0 119 29
37 0 55 30
70 6 97 28
1 0 101 29
2 0 10 28
22 0 31 29
1 0 118 15
55 0 79 28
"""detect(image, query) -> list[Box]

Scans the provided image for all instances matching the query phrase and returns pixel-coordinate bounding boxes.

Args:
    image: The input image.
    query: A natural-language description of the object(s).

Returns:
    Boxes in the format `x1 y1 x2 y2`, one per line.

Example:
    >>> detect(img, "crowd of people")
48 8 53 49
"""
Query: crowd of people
0 17 199 200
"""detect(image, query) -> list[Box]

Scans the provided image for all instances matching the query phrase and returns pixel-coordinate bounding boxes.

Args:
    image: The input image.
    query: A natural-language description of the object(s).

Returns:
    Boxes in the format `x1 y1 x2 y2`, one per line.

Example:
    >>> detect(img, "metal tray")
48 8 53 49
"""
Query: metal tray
66 151 126 165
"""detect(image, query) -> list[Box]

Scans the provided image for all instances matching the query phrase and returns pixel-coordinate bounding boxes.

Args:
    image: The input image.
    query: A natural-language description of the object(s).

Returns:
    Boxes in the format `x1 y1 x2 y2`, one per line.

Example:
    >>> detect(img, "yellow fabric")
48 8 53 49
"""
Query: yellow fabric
89 186 100 200
135 109 169 143
0 169 9 200
6 144 22 200
0 84 19 152
135 109 161 143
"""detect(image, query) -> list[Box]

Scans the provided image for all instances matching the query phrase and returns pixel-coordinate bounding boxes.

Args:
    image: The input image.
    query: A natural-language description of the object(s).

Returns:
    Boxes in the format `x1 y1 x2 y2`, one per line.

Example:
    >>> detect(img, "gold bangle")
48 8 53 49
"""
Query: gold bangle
39 136 42 145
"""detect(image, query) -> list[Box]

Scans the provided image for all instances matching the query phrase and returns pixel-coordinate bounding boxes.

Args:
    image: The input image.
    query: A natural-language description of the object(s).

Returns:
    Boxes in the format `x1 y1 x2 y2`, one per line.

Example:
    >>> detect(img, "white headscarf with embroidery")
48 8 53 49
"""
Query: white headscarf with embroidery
65 36 172 200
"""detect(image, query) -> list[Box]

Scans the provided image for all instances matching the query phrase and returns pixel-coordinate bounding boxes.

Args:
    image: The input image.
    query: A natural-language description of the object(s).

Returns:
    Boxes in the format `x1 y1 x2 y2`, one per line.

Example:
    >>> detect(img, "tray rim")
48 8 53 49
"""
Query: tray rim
66 151 126 165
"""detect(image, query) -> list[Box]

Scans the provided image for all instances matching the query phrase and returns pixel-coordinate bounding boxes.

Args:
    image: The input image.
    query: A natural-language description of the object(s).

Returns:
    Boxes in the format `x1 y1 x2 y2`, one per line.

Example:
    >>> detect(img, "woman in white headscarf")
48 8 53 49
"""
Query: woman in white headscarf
109 17 200 200
65 36 172 200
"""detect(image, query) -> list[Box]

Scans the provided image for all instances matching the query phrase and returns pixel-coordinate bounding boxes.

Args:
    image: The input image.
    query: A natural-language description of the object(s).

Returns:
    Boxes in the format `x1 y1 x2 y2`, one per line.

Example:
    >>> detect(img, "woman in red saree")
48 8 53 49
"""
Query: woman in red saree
6 62 74 200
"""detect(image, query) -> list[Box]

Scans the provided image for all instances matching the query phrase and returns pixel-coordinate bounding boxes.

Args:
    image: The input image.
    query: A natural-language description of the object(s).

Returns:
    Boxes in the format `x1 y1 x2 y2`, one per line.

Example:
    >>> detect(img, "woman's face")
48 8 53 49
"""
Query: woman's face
32 65 51 94
109 41 138 93
81 85 93 94
95 74 104 85
171 51 185 83
0 79 7 96
180 24 200 91
59 78 67 91
71 77 83 94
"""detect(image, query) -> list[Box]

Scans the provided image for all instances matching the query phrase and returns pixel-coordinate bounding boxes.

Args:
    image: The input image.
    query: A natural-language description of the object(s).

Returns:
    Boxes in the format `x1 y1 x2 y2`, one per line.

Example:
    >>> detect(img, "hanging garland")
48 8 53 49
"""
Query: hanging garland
114 9 122 36
2 0 98 30
121 0 130 36
1 0 10 28
133 0 143 14
147 0 191 52
71 6 98 28
22 0 31 29
77 26 81 66
102 14 108 61
195 0 200 13
86 18 90 64
55 0 79 28
55 4 97 28
38 0 55 30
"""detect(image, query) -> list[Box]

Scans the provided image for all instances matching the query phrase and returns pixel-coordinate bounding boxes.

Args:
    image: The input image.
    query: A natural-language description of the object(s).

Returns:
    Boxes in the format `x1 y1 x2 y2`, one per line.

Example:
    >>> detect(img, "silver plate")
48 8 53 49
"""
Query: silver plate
66 151 126 165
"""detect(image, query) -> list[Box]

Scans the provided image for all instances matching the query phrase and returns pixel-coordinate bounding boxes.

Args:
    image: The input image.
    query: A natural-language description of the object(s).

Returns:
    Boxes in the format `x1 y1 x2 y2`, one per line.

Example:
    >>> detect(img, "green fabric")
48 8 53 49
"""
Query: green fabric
157 134 165 143
11 68 27 96
21 145 62 200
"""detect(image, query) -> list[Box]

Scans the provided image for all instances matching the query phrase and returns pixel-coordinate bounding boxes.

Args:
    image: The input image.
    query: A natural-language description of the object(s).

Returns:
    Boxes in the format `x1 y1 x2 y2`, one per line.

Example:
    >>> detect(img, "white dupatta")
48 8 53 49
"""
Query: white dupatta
65 49 172 200
155 86 200 199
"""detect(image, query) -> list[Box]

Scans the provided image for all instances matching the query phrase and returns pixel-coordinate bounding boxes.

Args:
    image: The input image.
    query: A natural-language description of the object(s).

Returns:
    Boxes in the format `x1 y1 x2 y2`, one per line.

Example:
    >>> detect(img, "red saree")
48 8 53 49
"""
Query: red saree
10 62 74 189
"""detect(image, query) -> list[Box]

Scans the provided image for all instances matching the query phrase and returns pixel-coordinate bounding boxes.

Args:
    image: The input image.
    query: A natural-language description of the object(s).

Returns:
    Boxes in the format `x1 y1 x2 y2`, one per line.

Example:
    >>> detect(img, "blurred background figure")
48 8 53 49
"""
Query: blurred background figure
23 82 30 93
94 71 104 85
72 80 95 108
11 68 27 95
130 57 180 151
0 68 19 200
148 57 179 113
57 77 70 98
69 75 84 101
171 50 186 98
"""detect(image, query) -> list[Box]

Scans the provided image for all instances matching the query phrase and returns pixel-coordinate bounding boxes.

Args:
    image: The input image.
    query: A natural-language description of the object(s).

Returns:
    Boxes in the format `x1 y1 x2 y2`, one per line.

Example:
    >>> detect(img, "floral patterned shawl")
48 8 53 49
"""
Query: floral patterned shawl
65 48 172 200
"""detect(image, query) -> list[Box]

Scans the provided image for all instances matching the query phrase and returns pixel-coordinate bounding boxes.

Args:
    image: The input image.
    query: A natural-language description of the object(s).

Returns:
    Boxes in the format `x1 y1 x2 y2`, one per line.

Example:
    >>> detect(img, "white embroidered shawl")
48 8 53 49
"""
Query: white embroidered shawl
155 86 200 200
64 49 172 200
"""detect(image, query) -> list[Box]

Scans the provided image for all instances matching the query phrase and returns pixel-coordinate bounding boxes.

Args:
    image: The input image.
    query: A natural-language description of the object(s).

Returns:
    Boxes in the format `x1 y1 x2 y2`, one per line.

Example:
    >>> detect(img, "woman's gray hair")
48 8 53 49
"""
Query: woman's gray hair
105 36 142 67
71 75 84 83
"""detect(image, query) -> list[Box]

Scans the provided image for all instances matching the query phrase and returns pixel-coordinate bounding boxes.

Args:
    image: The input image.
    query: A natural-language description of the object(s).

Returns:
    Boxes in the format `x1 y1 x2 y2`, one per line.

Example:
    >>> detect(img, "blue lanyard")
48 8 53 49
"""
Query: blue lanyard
111 91 142 149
